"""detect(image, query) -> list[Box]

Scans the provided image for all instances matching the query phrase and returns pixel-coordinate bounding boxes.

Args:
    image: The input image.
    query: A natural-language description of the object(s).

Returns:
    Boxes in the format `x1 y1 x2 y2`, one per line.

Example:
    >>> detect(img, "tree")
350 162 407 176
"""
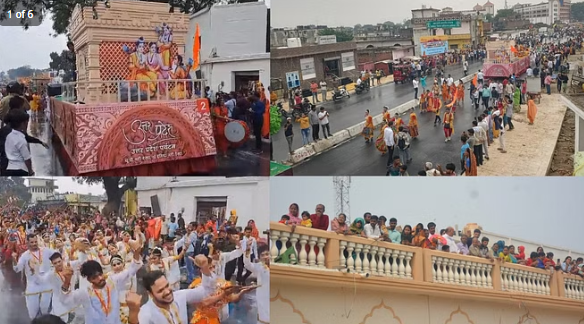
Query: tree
75 177 137 216
0 177 31 206
572 2 584 22
6 66 45 79
49 50 75 82
319 28 354 42
1 0 259 35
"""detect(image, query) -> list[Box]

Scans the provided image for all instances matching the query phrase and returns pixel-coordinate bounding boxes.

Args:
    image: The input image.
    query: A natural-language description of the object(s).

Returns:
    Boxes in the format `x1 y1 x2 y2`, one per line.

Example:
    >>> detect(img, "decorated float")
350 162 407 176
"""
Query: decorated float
482 40 530 78
50 0 219 176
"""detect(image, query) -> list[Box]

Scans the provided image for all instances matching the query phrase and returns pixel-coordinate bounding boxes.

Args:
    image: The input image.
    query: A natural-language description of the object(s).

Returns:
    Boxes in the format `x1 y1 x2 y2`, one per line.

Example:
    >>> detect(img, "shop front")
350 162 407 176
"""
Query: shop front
447 34 472 50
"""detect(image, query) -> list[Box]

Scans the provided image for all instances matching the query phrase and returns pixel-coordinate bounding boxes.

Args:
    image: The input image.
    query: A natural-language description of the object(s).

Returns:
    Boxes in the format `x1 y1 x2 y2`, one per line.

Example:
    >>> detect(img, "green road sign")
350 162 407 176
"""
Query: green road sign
427 20 461 29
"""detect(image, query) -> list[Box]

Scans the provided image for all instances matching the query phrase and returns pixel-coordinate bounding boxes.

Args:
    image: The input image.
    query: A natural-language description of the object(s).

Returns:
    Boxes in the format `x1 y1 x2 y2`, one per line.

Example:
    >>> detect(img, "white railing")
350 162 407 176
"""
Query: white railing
431 255 493 288
269 229 328 268
60 78 206 103
564 276 584 300
501 265 551 295
339 240 414 279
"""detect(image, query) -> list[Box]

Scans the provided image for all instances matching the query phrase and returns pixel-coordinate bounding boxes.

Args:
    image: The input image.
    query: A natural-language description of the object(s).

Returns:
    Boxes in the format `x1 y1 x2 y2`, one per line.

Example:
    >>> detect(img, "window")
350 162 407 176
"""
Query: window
323 58 340 78
195 197 227 225
300 57 316 80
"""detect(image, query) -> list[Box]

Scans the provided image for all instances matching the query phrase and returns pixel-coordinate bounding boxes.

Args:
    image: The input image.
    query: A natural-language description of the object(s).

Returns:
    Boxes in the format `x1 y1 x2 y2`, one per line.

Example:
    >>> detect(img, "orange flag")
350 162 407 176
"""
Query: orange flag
192 24 200 71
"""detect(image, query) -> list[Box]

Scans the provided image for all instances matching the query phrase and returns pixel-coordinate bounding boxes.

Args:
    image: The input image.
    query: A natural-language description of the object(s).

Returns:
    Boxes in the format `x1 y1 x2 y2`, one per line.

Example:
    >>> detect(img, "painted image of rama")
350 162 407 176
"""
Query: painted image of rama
121 23 191 99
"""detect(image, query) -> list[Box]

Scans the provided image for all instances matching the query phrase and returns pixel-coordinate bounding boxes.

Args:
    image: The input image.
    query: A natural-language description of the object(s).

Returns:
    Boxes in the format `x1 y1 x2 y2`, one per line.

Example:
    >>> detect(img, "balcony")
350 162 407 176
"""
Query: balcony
270 222 584 307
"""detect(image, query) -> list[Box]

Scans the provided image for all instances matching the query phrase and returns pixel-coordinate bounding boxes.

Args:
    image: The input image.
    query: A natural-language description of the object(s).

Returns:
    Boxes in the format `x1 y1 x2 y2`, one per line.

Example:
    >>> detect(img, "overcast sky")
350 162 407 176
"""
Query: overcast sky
0 18 67 72
270 177 582 252
27 177 105 195
271 0 545 28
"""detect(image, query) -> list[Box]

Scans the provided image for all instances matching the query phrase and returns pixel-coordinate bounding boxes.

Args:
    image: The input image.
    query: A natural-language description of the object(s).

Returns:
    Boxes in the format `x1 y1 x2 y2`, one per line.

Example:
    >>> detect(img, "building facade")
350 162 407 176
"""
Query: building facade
412 9 484 55
135 177 269 232
186 2 270 94
271 42 359 90
27 178 58 203
513 0 571 25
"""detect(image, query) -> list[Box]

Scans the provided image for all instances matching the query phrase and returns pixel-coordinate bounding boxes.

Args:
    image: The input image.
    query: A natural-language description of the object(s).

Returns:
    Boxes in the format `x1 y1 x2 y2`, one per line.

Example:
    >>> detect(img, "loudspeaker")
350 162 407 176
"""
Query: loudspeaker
47 84 62 97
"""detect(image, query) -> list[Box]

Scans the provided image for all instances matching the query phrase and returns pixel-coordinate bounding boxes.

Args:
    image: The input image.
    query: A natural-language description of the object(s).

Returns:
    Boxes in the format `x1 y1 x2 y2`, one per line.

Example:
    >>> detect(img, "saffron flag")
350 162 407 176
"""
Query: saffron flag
472 75 478 86
192 23 200 71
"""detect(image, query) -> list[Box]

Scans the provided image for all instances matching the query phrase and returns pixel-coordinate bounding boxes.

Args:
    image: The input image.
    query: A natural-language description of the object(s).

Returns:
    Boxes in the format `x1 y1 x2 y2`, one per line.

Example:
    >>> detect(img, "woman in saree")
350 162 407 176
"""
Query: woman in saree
449 83 457 103
362 109 374 143
146 42 167 95
464 148 478 176
408 112 419 138
508 245 519 263
413 229 430 249
375 120 389 155
395 117 404 131
169 55 192 99
513 87 521 112
441 81 449 102
286 203 302 225
212 98 229 158
382 106 393 124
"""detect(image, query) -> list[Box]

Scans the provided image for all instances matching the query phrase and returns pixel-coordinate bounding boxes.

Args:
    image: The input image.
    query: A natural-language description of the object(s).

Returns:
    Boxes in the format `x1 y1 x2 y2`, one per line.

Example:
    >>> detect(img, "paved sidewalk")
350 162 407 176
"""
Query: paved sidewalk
279 75 395 112
478 93 566 176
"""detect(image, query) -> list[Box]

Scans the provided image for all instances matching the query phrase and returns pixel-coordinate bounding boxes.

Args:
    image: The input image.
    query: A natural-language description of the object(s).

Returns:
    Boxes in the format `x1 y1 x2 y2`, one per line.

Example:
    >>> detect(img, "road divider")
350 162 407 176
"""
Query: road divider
287 72 478 165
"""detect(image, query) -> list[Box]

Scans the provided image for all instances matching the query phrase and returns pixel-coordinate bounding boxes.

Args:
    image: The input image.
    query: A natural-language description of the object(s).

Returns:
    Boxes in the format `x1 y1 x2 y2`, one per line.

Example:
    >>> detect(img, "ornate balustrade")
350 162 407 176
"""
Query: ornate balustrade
270 222 583 302
59 79 206 104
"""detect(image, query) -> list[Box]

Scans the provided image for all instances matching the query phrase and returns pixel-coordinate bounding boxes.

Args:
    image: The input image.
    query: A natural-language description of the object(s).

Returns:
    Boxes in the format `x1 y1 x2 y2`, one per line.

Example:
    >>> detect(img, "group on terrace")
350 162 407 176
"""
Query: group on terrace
279 202 584 277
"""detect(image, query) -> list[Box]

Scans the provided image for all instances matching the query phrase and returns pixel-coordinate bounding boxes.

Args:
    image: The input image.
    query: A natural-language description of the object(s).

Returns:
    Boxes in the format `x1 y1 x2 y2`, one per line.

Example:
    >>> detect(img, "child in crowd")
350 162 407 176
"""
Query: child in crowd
300 211 312 228
279 215 290 225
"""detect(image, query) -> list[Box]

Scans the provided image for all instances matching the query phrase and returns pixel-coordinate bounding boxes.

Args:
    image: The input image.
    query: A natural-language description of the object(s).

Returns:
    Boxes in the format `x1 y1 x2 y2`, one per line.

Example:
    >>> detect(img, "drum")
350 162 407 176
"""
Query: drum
225 121 250 148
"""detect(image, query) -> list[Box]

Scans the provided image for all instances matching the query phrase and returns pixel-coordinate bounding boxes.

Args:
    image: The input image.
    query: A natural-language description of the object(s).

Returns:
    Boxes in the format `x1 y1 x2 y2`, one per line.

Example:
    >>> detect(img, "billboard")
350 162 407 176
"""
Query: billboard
420 36 449 56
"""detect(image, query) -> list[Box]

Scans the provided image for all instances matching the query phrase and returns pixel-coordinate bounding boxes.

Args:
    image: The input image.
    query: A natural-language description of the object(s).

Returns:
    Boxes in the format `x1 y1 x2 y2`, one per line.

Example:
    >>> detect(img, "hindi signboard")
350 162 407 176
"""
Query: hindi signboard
427 20 461 29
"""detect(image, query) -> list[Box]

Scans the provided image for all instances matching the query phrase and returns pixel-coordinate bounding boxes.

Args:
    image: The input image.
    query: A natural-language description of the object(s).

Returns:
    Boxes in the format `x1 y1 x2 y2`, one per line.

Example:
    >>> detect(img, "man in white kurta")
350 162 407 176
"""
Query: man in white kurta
243 247 270 324
138 272 228 324
38 251 78 322
12 235 56 319
58 249 143 324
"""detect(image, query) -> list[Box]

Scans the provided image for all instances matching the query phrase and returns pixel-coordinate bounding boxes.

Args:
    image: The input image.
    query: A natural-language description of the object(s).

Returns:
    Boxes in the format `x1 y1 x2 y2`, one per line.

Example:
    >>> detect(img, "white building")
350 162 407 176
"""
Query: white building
472 1 495 15
27 178 58 203
513 0 571 25
186 2 270 95
135 177 269 232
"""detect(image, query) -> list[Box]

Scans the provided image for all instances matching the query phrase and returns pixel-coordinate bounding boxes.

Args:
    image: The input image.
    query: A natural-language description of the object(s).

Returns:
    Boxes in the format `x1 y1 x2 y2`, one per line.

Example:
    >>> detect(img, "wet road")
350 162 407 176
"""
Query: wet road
0 265 30 324
272 61 484 162
292 62 488 176
28 112 270 176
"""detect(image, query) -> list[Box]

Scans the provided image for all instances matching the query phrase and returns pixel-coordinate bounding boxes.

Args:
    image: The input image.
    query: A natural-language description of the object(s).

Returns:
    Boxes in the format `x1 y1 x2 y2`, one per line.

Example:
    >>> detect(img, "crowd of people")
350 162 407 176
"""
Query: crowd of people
0 201 269 324
361 29 584 177
279 202 584 277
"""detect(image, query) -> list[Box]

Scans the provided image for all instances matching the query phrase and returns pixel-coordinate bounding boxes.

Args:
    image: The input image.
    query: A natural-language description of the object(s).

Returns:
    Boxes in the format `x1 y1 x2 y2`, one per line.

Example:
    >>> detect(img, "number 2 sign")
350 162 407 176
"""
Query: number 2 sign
196 98 210 113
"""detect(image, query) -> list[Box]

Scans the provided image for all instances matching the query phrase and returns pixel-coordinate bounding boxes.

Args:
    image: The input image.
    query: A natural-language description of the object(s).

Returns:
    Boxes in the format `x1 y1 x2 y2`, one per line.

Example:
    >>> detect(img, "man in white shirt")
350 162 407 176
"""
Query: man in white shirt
363 215 382 239
526 67 533 77
425 162 441 177
463 61 468 76
318 107 332 139
413 78 419 100
447 75 454 87
443 227 460 254
160 215 169 241
319 80 327 101
138 269 231 324
356 77 362 86
477 70 484 84
4 108 33 175
383 120 395 166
